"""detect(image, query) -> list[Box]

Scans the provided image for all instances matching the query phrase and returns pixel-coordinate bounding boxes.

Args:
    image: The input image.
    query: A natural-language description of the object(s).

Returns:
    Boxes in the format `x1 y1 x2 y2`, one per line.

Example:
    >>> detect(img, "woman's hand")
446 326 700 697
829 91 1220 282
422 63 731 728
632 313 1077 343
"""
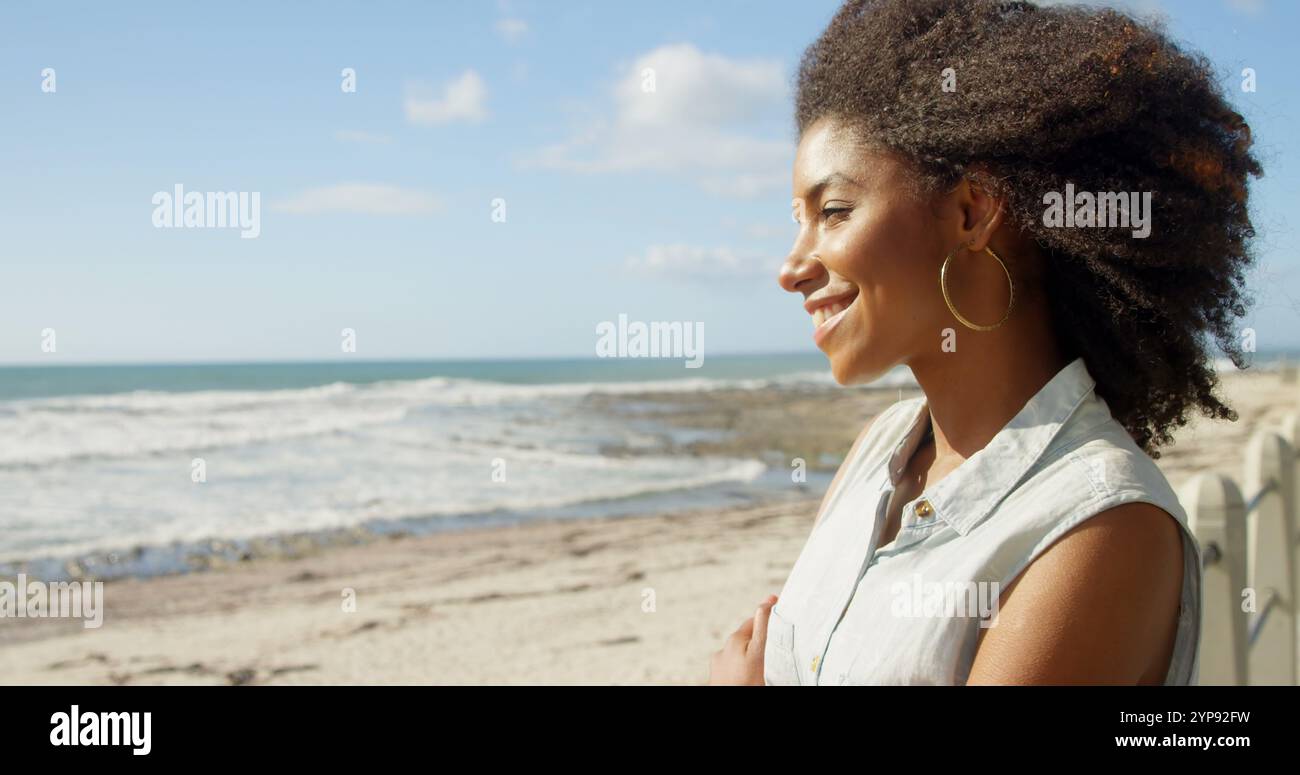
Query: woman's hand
708 594 778 685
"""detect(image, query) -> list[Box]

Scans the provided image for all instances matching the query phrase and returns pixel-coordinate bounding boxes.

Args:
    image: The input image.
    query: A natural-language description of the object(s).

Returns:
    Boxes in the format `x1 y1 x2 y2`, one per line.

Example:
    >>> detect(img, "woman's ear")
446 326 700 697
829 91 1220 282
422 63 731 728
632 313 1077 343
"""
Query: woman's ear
956 177 1006 252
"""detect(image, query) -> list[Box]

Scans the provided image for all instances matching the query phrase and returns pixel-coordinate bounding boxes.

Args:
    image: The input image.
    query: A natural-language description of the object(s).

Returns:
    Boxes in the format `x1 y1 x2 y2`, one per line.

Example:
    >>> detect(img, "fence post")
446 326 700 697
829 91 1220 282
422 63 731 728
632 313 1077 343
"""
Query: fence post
1243 429 1296 685
1278 413 1300 680
1180 473 1248 685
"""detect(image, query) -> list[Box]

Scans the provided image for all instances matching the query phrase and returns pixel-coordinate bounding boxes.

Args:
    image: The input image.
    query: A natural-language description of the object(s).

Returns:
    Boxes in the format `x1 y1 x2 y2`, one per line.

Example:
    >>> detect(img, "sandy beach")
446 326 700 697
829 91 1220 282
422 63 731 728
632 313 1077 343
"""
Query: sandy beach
1 367 1295 685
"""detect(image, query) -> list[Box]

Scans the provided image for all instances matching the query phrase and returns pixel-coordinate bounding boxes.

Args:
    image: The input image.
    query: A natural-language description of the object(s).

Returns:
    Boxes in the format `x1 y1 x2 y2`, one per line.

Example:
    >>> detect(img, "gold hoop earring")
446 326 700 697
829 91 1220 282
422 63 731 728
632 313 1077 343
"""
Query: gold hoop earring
939 243 1015 331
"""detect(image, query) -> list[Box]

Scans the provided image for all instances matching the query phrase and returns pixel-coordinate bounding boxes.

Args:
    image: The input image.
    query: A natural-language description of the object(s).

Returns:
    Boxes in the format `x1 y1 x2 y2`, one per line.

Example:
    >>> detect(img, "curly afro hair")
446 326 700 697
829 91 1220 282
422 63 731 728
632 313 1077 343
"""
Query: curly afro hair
795 0 1262 456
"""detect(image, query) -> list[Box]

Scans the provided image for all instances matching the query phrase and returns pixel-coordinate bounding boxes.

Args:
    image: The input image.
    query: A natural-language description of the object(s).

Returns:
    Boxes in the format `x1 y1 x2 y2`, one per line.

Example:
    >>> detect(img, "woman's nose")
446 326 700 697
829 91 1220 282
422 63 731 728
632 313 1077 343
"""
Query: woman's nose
778 248 825 294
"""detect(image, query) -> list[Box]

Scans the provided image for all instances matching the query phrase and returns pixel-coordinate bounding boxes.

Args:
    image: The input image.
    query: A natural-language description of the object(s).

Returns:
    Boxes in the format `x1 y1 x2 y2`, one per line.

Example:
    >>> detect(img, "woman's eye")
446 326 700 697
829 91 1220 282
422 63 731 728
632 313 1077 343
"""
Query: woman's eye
821 207 851 221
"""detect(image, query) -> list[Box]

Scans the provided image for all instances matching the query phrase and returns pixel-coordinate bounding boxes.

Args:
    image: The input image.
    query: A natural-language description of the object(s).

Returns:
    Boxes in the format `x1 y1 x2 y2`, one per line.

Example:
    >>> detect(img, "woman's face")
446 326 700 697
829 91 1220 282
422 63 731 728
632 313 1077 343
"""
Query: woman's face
779 117 996 385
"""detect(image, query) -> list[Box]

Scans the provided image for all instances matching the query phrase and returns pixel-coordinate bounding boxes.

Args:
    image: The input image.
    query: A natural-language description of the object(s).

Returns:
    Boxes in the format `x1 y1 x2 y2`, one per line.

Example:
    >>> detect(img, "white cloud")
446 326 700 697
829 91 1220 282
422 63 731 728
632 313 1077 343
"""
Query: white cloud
405 70 488 126
626 243 773 281
742 220 798 241
1226 0 1262 14
333 129 392 144
272 184 442 216
495 17 528 43
522 43 792 197
700 172 791 199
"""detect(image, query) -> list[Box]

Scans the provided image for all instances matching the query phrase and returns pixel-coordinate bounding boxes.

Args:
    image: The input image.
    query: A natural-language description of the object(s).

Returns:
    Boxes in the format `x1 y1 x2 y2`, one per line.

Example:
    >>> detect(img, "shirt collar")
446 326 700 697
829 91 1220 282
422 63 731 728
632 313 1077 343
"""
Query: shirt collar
881 356 1098 536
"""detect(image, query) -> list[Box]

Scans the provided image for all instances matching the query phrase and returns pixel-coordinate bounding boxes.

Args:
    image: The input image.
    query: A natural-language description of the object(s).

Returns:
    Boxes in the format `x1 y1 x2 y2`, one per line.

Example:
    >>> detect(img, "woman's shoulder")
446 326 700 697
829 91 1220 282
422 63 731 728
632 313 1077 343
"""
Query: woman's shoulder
968 496 1189 684
1034 409 1187 523
989 408 1198 576
971 419 1195 684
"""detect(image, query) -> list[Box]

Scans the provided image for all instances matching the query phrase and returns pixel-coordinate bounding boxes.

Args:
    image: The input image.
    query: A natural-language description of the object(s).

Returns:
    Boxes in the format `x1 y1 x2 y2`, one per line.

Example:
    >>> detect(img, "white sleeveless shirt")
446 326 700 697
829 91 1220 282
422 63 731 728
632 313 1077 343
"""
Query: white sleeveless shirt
765 356 1202 685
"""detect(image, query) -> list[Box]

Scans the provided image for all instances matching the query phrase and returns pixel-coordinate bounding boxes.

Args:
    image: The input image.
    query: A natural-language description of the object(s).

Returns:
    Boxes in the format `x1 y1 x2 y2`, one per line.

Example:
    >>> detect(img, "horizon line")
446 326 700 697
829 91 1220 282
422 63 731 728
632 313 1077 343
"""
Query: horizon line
0 347 1293 370
0 349 829 370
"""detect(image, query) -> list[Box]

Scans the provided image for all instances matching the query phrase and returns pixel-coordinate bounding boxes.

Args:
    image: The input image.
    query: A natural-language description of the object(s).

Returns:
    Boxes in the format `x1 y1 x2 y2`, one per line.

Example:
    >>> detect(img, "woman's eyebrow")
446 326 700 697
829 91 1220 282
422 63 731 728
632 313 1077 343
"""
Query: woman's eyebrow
795 172 861 201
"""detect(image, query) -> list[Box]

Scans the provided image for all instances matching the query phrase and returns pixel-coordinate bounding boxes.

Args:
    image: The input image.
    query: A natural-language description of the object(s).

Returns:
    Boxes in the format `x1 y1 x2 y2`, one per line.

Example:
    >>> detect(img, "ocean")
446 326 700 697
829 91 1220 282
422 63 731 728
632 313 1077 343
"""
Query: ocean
0 350 1287 580
0 354 887 578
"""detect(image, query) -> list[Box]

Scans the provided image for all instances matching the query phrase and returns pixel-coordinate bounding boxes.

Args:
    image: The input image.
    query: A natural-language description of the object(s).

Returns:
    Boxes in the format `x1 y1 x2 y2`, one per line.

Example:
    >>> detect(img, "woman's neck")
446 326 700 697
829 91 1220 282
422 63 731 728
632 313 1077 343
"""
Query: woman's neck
907 318 1070 466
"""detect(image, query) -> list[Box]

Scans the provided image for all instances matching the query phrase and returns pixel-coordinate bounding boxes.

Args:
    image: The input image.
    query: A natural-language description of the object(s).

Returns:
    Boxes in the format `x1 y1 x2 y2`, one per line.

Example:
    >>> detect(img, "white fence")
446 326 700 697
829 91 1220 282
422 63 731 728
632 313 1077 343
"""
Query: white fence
1179 370 1298 685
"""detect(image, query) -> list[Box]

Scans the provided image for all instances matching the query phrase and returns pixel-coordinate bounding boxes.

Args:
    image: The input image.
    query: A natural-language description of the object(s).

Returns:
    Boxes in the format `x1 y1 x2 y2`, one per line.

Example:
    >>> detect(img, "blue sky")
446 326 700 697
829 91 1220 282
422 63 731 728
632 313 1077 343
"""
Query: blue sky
0 0 1296 364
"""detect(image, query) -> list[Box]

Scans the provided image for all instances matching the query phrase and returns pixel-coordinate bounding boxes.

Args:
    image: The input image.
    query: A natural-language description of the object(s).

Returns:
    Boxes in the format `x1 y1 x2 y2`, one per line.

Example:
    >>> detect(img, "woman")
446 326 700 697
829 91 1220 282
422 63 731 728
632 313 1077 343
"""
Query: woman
709 0 1260 685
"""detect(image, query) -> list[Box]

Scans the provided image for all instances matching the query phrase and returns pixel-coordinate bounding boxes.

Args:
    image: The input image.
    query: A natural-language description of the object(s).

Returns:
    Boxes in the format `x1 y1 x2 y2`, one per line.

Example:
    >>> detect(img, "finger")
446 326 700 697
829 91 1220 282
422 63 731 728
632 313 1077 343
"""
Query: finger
735 615 755 639
725 620 754 653
750 601 774 654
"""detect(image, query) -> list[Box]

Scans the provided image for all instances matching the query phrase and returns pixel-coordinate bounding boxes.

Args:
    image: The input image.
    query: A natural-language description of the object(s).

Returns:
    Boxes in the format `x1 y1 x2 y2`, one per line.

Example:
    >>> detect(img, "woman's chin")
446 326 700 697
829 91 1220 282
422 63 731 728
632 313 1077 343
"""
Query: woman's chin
827 351 890 387
827 354 863 386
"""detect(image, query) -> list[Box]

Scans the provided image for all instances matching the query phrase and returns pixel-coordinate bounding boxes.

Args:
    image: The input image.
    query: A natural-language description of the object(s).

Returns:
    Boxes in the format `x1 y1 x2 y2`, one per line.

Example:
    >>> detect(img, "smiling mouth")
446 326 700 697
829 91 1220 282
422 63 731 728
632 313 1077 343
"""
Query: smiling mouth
809 292 858 346
810 292 858 327
812 300 848 327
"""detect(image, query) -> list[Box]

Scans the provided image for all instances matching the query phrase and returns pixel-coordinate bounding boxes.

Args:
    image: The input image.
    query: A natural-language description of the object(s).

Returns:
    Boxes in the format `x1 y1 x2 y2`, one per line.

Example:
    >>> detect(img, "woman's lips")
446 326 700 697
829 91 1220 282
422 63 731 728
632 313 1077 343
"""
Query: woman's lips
812 295 856 346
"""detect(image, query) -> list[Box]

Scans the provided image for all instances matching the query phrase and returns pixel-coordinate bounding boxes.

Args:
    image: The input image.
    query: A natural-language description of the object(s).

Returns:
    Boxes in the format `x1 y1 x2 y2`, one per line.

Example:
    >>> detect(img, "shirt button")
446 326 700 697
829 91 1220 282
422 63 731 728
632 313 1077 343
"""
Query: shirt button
916 499 933 518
